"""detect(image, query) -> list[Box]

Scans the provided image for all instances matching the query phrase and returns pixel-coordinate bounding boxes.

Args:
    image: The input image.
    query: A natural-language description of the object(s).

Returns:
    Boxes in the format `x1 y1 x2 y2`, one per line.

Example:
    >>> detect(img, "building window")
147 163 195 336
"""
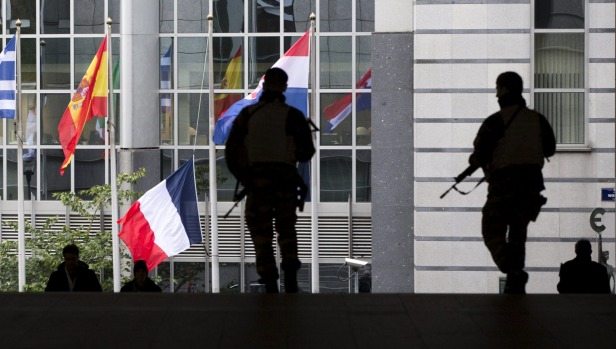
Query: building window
533 0 586 144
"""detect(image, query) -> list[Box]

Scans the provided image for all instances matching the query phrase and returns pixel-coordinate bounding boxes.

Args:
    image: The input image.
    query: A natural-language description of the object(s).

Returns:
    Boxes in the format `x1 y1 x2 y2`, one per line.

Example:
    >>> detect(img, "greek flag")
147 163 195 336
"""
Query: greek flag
0 35 16 119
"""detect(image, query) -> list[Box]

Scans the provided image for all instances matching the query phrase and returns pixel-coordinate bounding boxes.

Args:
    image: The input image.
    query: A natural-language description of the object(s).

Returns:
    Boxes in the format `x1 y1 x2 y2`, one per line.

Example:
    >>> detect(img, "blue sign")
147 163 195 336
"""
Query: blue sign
601 188 615 201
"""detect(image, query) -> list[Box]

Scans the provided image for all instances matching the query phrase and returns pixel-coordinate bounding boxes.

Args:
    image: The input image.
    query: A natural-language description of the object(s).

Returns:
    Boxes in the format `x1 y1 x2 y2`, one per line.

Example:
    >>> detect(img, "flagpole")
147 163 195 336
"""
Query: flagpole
106 17 121 292
207 14 220 293
309 13 320 293
15 19 26 292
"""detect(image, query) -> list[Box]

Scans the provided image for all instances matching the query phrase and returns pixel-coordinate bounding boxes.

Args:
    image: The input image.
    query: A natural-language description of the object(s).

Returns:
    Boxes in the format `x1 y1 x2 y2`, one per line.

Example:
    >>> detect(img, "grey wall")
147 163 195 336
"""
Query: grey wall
371 33 414 293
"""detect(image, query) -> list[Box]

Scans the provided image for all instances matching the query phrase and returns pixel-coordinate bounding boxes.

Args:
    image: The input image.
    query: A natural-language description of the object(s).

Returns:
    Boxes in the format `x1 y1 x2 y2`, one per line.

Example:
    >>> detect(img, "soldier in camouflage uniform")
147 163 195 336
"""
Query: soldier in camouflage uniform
225 68 315 293
469 72 556 294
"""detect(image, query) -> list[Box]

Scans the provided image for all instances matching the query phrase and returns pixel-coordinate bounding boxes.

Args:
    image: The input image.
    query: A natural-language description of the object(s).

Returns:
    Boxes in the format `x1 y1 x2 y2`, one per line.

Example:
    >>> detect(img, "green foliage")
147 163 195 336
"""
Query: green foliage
0 169 146 292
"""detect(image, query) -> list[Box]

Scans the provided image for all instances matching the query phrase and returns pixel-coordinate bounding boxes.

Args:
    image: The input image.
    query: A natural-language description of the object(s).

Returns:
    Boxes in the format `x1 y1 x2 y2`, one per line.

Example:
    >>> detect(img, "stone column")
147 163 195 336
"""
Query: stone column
371 0 415 292
119 0 160 194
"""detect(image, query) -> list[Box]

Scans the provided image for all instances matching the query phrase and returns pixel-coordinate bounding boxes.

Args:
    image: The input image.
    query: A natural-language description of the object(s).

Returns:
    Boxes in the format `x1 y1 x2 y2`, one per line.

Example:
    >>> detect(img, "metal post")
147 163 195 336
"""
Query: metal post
309 12 320 294
16 19 26 292
207 13 220 293
107 17 121 292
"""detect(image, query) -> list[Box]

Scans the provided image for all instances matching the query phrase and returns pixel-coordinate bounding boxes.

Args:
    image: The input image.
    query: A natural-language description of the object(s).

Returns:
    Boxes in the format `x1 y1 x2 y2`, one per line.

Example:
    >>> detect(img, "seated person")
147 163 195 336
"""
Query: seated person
45 244 102 292
121 260 162 292
557 239 611 294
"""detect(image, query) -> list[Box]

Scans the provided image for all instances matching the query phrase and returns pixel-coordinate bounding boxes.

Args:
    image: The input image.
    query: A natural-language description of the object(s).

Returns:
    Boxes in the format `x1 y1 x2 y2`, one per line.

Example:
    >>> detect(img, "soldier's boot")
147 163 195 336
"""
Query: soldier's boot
284 272 298 293
504 270 528 294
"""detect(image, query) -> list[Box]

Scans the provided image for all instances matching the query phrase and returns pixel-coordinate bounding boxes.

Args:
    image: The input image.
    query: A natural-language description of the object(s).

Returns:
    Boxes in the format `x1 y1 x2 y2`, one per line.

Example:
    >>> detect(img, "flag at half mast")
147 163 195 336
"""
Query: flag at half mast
58 37 108 174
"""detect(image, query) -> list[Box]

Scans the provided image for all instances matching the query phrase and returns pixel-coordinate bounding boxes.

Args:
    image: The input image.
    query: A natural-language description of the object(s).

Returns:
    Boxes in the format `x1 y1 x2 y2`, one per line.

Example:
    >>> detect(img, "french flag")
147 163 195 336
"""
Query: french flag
323 69 372 132
212 30 309 145
118 158 202 271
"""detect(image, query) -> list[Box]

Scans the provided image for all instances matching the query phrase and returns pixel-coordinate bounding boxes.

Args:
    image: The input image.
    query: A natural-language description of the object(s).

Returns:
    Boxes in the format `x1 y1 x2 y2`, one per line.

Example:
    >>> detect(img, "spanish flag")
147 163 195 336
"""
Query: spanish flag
214 46 242 121
58 37 108 175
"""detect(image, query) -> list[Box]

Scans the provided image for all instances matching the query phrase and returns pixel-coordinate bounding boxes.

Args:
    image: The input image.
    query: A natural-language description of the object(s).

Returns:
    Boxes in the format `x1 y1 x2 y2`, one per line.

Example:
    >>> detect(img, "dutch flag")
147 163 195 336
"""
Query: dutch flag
212 30 310 145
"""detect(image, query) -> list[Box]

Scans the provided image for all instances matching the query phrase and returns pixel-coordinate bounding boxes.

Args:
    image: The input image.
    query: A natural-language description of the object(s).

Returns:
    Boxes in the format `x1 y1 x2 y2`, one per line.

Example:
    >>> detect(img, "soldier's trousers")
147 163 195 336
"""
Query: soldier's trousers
245 180 301 284
482 196 533 274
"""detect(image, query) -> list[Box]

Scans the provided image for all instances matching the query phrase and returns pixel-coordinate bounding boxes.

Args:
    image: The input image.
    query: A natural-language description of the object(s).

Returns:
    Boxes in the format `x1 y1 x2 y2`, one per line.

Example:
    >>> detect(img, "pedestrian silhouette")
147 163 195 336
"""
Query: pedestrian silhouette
45 244 102 292
467 71 556 294
225 67 315 293
557 239 611 294
121 260 162 292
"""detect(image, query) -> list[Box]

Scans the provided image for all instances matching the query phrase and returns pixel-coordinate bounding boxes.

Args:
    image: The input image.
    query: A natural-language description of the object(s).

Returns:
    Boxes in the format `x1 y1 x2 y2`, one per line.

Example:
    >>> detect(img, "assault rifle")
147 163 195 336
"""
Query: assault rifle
439 165 484 199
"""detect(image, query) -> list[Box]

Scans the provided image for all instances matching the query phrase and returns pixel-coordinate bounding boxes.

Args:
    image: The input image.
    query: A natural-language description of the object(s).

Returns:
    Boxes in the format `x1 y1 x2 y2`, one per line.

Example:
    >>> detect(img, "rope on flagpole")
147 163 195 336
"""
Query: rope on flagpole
192 27 210 152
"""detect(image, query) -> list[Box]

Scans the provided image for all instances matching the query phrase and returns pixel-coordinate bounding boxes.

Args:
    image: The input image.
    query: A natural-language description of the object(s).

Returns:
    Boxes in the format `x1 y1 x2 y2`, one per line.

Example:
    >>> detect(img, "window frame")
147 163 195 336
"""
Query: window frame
530 0 590 150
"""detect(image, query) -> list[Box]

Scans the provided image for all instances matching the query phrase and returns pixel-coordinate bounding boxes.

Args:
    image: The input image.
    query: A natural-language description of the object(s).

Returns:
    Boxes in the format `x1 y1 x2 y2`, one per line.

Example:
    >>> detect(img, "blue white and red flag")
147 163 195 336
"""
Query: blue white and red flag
212 30 310 144
118 158 202 271
323 69 372 132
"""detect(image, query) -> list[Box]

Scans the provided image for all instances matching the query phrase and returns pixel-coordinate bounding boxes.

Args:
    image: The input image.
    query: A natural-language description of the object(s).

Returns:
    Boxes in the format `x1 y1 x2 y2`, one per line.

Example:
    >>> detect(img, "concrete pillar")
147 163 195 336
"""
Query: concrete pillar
371 0 415 292
119 0 160 192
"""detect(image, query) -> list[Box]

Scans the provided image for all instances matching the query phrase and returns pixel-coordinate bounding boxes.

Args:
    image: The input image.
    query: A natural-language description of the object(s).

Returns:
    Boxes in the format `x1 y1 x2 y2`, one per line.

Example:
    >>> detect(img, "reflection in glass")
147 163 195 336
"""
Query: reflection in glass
248 0 281 32
356 36 371 79
40 148 70 200
160 93 174 145
534 92 584 144
177 37 209 89
74 38 106 89
74 148 106 199
320 36 352 89
219 263 240 294
21 39 36 89
109 0 121 33
178 0 210 33
535 0 584 29
356 0 375 32
321 93 352 146
213 0 244 33
74 0 104 34
40 0 69 34
320 150 351 202
534 33 584 89
319 264 350 293
10 0 37 34
159 0 174 33
288 0 315 33
356 150 371 202
215 156 234 202
6 150 29 200
156 261 209 293
178 93 209 146
160 149 174 180
320 0 352 32
213 37 243 88
40 93 70 145
40 38 70 89
248 36 279 88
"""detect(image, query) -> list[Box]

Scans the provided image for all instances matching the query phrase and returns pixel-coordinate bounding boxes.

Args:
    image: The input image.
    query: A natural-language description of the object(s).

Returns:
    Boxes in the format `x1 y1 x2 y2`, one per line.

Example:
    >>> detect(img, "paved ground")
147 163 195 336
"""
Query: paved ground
1 293 615 348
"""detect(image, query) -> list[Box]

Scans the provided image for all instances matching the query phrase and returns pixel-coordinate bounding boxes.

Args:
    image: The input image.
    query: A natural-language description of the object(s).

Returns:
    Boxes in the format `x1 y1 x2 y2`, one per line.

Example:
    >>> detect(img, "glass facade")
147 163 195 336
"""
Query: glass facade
0 0 373 292
159 0 373 204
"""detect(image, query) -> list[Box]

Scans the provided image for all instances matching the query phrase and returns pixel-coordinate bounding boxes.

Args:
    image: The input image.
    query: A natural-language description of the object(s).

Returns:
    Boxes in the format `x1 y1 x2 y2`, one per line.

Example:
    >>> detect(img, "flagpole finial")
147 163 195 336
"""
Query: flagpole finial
106 17 112 25
310 13 316 21
16 19 22 28
208 13 214 21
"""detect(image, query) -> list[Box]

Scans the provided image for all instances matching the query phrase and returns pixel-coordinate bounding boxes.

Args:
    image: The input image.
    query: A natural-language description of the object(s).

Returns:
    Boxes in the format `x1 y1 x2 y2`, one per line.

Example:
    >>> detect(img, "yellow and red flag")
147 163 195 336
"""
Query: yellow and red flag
214 46 242 121
58 36 108 174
